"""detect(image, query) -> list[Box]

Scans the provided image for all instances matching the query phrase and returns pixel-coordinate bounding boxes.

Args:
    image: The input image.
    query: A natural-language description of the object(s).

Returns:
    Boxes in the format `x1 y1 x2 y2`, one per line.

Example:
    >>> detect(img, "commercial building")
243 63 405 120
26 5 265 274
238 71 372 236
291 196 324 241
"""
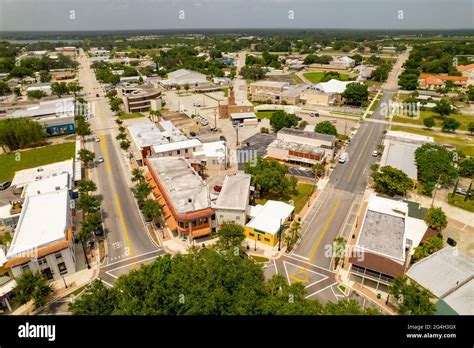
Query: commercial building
194 141 228 170
145 157 214 239
152 139 202 158
250 81 309 105
245 200 294 247
300 79 353 106
218 87 254 119
332 56 355 69
267 127 336 167
215 173 251 228
348 194 429 292
26 83 52 96
118 85 162 113
161 69 209 88
4 188 76 281
380 131 434 183
406 246 473 315
418 73 468 90
11 159 75 193
8 97 75 136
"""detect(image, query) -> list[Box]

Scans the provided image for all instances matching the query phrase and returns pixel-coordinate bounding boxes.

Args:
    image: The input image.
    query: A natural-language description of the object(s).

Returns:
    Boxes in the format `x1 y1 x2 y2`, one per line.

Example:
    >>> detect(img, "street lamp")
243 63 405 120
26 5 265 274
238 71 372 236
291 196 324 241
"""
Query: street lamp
61 275 68 289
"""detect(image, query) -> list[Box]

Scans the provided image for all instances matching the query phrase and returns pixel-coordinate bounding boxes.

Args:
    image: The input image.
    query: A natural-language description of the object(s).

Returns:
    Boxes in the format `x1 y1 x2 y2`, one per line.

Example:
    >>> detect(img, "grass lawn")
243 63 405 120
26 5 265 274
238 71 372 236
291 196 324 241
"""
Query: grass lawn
392 110 474 131
448 194 474 212
255 111 275 119
390 126 474 156
118 112 145 120
303 72 349 84
255 183 313 214
0 142 76 182
249 255 270 263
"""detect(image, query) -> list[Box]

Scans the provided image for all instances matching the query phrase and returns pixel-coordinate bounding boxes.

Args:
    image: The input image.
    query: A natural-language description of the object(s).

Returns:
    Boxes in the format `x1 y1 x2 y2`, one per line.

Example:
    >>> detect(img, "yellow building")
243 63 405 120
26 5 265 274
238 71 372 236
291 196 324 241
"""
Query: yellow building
245 200 294 247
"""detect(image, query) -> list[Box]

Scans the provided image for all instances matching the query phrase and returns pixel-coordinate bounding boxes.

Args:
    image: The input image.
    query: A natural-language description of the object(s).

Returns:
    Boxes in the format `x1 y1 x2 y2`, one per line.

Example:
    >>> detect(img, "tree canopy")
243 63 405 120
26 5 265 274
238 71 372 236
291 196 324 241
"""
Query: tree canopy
415 144 458 196
412 237 444 263
0 118 45 151
424 207 448 232
69 247 379 315
341 83 369 106
269 110 298 132
371 165 414 196
314 121 338 136
244 157 296 198
388 276 435 315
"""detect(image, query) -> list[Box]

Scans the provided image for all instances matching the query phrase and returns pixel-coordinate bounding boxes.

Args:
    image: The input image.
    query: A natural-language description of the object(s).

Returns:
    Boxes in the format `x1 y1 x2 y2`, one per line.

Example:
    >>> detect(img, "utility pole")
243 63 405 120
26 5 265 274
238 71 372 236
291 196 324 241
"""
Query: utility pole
214 109 217 129
235 124 239 146
431 174 442 207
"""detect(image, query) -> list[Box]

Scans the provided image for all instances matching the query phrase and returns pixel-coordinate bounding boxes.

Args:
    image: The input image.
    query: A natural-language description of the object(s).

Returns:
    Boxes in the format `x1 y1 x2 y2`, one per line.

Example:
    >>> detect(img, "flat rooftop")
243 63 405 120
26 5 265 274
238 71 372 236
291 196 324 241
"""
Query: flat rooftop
128 123 169 149
278 127 336 144
250 80 288 88
7 188 69 259
22 172 71 198
215 173 251 211
406 246 474 298
269 139 325 157
246 200 294 235
147 157 211 214
380 142 418 180
152 139 201 154
11 159 74 189
10 97 75 118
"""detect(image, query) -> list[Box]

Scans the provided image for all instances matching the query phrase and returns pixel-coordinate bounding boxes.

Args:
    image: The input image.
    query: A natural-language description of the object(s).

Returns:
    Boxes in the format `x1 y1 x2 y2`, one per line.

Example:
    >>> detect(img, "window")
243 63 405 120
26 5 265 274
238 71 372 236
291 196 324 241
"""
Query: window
55 253 62 260
249 233 255 237
21 264 30 272
57 262 68 275
264 238 270 242
177 150 181 155
236 216 240 220
38 258 48 266
185 149 188 154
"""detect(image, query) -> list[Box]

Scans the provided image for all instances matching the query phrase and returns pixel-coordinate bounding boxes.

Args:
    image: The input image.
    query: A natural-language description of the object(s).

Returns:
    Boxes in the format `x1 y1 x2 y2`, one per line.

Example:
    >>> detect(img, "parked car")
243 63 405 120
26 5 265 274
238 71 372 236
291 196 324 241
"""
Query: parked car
309 112 320 117
372 150 378 157
456 187 468 196
219 135 226 142
94 225 104 237
190 131 197 137
94 136 100 142
97 156 104 163
0 181 11 190
96 93 100 97
339 153 348 164
330 119 337 123
213 185 222 192
296 115 303 121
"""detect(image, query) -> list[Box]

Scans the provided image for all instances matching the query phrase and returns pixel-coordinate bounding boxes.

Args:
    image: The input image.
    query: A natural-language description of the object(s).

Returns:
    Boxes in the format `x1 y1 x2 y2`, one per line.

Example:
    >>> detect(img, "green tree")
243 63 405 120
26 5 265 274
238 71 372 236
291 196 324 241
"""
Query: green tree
13 271 54 309
388 276 435 315
468 122 474 135
120 139 130 150
131 180 152 206
441 117 461 132
131 167 145 183
398 73 418 90
412 237 444 263
78 194 101 215
110 97 123 112
269 110 298 132
51 82 69 97
0 118 45 151
75 116 91 139
244 157 293 198
78 149 95 166
312 163 325 177
68 280 119 315
415 144 458 196
184 83 190 94
27 90 47 99
115 132 127 141
371 165 414 196
341 82 369 106
0 80 11 96
459 158 474 178
240 65 266 80
141 199 162 223
77 179 97 195
424 207 448 232
298 120 308 129
423 117 435 129
432 99 452 118
216 222 245 250
285 222 300 252
314 121 338 136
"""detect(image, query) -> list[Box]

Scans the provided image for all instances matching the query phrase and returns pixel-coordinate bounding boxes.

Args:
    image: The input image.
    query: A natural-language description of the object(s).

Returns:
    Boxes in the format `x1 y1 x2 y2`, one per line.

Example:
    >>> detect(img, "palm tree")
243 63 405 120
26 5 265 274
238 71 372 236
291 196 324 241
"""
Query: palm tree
13 271 54 309
141 199 163 223
285 222 301 252
131 168 145 183
77 179 97 195
149 110 161 123
77 194 101 215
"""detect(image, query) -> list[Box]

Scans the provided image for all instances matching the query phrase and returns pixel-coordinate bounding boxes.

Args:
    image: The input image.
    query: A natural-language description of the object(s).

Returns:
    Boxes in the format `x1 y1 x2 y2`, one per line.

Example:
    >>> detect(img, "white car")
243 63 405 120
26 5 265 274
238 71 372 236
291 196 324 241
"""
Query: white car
94 136 100 142
339 153 348 163
372 150 378 157
97 156 104 163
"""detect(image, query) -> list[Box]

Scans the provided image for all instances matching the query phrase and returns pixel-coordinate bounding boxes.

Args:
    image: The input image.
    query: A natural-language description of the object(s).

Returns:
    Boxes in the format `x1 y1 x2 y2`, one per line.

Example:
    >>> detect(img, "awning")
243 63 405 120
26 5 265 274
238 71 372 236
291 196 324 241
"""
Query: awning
192 227 211 238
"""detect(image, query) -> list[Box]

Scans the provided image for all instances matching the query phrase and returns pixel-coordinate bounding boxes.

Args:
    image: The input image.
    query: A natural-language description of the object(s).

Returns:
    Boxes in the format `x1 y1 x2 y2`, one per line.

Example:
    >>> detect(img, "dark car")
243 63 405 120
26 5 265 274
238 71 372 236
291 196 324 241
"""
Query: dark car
213 185 222 192
0 181 11 190
190 131 197 137
296 115 303 121
96 93 100 97
94 225 104 237
219 135 226 142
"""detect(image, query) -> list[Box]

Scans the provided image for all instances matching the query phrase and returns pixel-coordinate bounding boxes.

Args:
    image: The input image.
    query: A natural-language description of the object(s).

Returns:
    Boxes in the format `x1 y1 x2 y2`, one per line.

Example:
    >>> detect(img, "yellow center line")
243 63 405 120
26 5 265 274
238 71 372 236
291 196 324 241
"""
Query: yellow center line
309 200 341 262
99 134 113 176
115 192 134 257
348 126 375 181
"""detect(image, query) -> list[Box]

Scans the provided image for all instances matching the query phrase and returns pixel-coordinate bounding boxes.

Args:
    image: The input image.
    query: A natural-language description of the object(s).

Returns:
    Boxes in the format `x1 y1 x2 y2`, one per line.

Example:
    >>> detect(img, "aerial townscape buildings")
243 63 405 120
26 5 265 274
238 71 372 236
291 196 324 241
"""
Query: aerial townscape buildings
0 5 473 337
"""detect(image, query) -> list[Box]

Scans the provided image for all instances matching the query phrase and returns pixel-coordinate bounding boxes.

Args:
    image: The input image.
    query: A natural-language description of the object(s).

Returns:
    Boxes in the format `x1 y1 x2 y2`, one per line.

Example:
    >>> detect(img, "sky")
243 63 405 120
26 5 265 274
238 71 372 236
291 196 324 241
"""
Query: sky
0 0 473 31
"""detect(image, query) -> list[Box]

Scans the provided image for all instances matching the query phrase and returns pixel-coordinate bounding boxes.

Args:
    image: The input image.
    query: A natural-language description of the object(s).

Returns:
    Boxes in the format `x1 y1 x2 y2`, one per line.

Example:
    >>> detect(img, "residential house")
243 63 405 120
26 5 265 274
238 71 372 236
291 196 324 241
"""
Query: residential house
215 173 251 228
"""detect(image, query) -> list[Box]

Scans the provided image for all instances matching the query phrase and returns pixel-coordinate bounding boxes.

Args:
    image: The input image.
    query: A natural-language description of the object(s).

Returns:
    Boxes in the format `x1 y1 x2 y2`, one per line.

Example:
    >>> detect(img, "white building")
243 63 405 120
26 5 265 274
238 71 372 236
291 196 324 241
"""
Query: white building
152 139 202 158
215 173 251 227
26 83 52 96
5 188 76 281
195 141 228 170
332 56 355 69
314 79 354 94
11 159 75 193
161 69 208 87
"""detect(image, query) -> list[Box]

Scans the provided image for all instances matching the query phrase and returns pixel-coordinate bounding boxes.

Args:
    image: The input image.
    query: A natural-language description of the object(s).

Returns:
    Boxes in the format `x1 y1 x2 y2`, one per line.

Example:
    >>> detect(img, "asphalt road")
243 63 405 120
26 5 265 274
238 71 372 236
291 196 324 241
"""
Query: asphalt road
77 50 160 275
290 91 393 270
